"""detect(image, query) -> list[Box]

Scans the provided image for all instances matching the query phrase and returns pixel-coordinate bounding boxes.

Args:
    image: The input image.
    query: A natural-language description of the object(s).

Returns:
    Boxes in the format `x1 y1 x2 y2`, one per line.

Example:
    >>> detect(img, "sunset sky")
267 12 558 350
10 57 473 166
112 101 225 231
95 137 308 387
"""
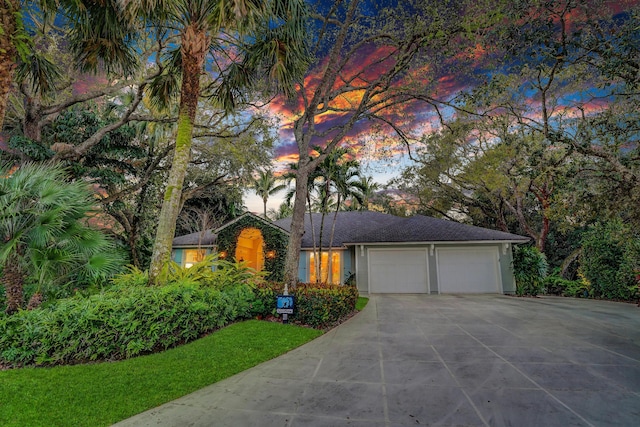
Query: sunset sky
245 0 638 214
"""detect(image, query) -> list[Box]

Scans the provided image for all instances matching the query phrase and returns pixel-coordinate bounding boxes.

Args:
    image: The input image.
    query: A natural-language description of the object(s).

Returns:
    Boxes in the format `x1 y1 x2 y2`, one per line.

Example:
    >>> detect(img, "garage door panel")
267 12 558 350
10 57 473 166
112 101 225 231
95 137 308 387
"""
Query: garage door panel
369 249 428 293
437 248 500 293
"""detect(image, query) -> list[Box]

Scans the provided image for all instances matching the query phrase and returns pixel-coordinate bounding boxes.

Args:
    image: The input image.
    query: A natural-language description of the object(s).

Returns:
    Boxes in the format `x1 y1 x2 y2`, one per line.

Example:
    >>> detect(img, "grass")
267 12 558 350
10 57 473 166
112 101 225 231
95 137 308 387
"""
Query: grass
0 320 322 427
356 296 369 311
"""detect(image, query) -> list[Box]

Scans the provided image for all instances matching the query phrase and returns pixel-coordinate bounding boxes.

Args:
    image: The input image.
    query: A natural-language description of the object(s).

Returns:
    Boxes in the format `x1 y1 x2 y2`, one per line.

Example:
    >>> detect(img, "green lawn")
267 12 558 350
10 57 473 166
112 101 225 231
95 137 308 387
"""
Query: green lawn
0 320 322 427
356 296 369 311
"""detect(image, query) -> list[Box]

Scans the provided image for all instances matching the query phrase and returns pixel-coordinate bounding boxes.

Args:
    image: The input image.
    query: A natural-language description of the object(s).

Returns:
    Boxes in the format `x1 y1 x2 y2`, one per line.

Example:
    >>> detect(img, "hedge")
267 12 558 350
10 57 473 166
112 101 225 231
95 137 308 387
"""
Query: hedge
253 282 359 329
580 220 640 300
0 283 257 367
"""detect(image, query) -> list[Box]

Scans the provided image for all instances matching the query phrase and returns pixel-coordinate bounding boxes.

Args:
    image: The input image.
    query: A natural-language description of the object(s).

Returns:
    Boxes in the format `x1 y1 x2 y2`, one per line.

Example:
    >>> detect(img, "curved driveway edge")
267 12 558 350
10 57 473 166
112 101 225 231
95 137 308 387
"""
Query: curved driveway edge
113 295 640 426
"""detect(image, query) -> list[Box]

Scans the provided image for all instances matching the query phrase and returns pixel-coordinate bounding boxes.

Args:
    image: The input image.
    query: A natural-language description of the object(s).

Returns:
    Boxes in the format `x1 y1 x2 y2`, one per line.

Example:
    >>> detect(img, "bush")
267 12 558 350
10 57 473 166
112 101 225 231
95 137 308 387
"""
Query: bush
0 282 257 367
543 275 590 298
580 220 640 300
252 282 358 329
512 245 548 296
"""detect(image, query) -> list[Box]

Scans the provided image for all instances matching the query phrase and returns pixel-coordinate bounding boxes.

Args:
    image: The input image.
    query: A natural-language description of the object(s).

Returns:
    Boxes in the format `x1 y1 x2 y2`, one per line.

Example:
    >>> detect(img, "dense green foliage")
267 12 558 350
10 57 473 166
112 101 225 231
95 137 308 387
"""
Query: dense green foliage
0 251 359 367
0 320 321 427
0 282 257 367
0 162 126 313
253 282 359 328
512 245 548 296
543 275 590 298
580 221 640 300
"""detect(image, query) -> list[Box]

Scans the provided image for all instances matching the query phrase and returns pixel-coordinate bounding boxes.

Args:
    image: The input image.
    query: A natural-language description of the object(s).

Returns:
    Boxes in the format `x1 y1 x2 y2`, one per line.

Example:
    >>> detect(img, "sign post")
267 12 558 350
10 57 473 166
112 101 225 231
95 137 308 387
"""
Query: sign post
276 294 295 324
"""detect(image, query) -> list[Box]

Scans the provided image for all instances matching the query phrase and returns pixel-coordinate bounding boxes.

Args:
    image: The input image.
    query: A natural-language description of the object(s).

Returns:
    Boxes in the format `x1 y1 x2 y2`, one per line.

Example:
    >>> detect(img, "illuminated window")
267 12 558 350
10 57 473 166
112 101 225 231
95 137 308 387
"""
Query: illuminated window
184 249 205 268
309 251 341 284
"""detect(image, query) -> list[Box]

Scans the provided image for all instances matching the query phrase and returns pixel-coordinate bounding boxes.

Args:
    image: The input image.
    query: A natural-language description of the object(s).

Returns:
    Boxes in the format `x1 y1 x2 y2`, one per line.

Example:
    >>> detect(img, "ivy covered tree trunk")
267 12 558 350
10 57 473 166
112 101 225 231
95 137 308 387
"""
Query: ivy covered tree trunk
2 252 24 314
148 24 208 284
0 0 19 129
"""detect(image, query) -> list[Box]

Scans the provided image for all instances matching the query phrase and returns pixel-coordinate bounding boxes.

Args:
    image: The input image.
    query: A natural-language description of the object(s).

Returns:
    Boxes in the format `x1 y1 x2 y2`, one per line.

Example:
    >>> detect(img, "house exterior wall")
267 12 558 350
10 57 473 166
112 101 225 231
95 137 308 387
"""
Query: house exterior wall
172 248 184 265
500 244 517 294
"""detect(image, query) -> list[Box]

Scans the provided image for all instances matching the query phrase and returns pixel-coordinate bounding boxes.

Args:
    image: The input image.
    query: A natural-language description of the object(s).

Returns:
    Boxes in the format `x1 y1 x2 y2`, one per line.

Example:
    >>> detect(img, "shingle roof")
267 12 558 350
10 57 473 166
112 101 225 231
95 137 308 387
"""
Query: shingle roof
172 212 289 247
274 211 529 248
172 229 217 247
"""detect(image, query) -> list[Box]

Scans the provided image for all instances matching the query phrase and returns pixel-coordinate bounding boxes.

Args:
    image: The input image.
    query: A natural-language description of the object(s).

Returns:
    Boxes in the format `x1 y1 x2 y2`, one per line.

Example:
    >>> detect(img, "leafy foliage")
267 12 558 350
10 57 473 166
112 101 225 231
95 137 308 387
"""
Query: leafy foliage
580 221 640 300
512 245 548 296
253 281 358 329
543 274 590 298
0 162 126 312
113 255 267 291
0 282 258 367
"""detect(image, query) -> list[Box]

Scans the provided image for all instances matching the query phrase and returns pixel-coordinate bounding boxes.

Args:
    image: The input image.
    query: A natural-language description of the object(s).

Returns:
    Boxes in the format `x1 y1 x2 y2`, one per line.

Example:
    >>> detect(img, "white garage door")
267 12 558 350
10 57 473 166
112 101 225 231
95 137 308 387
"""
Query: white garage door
369 249 428 293
437 247 501 293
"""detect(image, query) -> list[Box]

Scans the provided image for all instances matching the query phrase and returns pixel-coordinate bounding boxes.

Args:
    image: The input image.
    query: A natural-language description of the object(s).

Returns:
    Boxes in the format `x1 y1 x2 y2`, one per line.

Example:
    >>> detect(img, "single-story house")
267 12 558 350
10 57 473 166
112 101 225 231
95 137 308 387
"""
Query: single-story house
172 211 529 294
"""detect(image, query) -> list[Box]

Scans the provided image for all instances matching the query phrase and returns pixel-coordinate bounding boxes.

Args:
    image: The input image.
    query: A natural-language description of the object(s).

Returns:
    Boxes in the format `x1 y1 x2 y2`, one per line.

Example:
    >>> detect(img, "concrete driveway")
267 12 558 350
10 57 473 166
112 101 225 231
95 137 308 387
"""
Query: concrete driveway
114 295 640 426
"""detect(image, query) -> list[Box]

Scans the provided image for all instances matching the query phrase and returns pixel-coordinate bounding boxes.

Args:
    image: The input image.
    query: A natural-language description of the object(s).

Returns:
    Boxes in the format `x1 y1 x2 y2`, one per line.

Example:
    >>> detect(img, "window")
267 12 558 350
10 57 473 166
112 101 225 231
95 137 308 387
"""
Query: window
309 251 341 284
184 249 206 268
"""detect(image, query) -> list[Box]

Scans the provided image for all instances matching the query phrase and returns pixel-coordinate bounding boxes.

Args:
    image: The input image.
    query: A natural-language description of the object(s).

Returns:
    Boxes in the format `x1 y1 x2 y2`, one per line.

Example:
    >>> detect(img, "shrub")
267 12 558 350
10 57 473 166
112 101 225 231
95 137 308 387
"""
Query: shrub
252 282 358 329
543 274 590 297
0 282 257 367
580 220 640 300
512 245 548 296
110 256 267 291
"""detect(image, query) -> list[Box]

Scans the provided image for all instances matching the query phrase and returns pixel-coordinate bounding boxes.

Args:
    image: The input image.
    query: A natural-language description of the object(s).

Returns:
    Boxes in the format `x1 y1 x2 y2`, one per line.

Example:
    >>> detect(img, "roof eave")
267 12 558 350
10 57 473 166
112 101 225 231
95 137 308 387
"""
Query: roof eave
343 239 530 246
214 212 291 235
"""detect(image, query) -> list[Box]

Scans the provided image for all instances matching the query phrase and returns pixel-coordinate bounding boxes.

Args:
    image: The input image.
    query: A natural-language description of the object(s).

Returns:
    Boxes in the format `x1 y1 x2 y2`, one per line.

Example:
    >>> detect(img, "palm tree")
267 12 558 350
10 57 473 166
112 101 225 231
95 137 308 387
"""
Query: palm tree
125 0 311 283
0 0 21 130
0 163 125 314
309 146 362 282
353 176 380 211
268 201 293 221
5 1 308 283
324 152 363 282
252 169 286 218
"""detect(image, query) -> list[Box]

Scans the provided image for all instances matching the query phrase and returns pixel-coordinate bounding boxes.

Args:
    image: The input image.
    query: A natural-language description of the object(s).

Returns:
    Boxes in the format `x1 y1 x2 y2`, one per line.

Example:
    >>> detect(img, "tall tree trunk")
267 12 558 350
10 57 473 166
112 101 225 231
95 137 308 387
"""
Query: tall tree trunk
283 168 310 291
308 193 318 283
2 252 24 314
263 197 267 218
149 25 208 284
317 207 327 283
23 90 43 142
327 194 341 284
0 0 19 130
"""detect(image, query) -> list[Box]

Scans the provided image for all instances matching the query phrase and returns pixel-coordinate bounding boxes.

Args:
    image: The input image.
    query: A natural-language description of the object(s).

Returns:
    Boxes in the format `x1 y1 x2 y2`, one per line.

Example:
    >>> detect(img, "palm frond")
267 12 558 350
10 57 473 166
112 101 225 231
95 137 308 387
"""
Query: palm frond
14 51 64 96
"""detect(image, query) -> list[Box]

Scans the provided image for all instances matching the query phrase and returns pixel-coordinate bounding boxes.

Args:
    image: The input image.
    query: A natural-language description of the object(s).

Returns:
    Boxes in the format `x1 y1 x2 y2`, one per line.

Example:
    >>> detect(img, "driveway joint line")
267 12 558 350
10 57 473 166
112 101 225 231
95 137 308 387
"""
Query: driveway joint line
454 315 597 427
